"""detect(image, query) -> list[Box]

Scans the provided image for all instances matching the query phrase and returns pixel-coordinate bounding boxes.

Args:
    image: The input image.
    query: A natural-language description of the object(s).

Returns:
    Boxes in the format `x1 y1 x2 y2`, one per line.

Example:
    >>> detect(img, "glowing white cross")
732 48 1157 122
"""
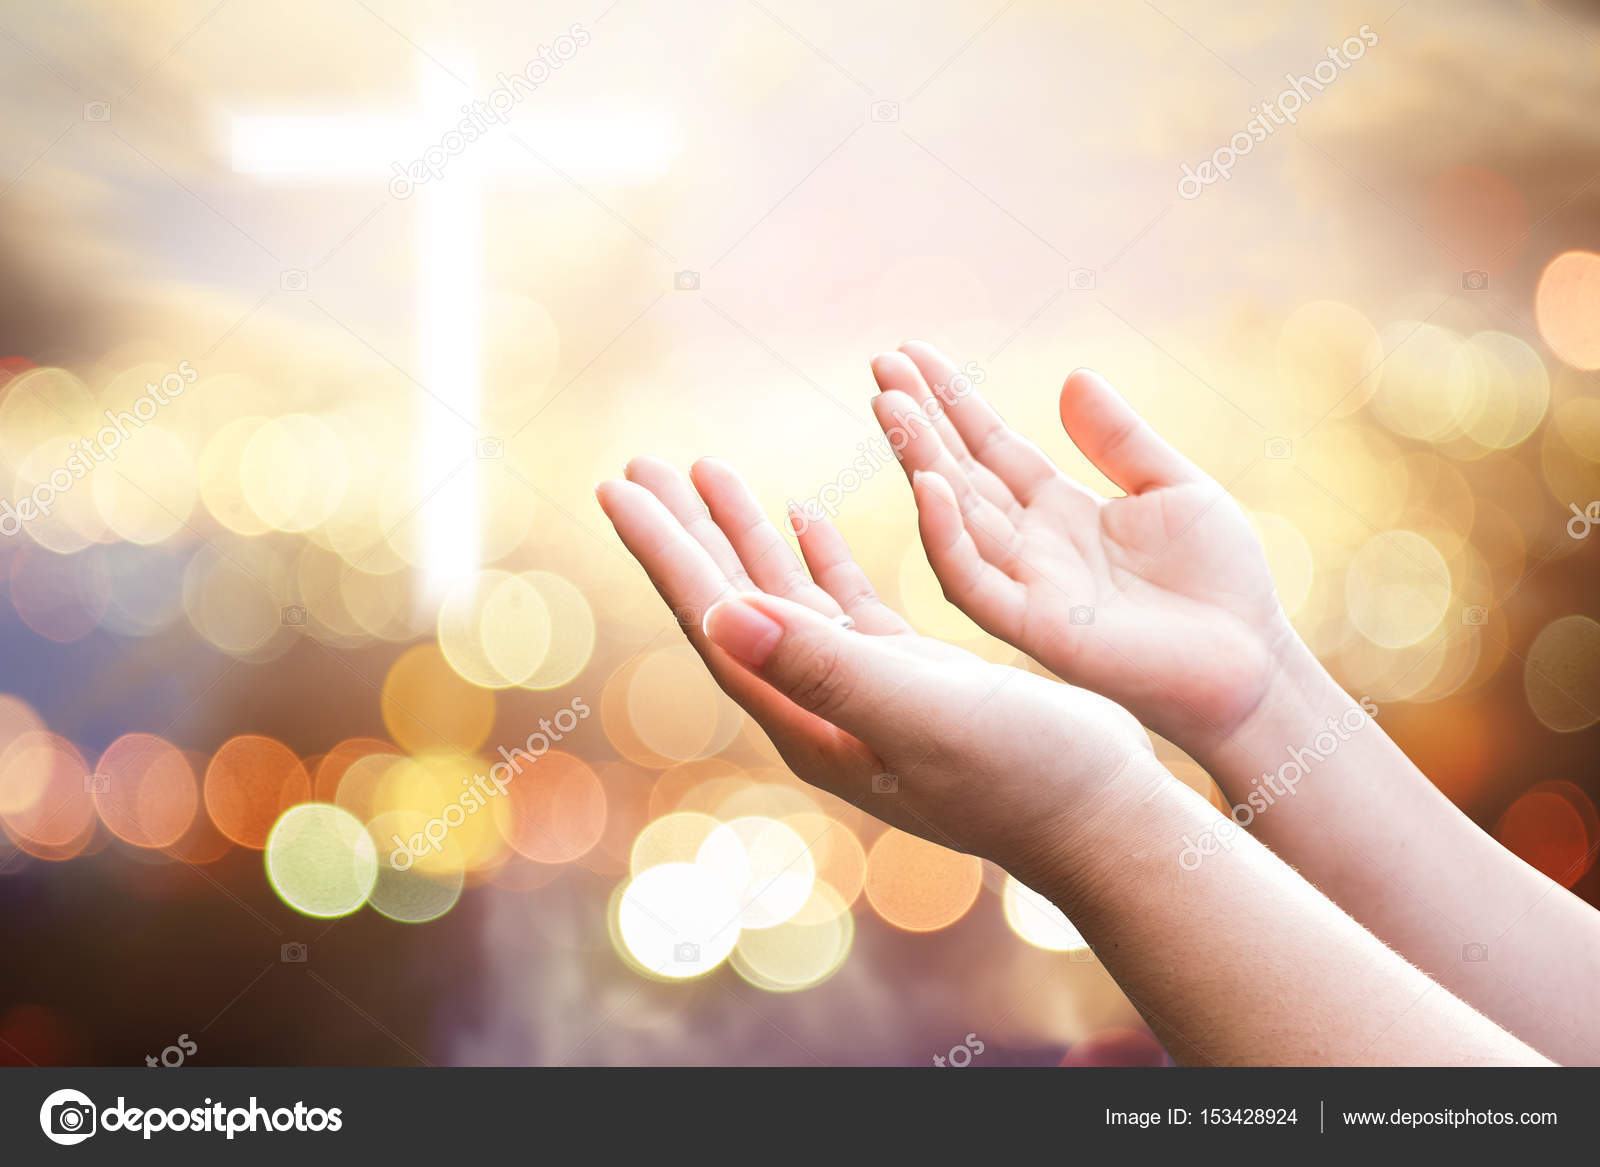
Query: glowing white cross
231 60 672 598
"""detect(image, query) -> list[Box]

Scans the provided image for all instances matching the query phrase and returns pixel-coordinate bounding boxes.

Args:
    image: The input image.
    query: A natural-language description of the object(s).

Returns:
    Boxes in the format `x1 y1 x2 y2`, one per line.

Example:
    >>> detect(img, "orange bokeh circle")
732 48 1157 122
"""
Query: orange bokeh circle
203 735 312 849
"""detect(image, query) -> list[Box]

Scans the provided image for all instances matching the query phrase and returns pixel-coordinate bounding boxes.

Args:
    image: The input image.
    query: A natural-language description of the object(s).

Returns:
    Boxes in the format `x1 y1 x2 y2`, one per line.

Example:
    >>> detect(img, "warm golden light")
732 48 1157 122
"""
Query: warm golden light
863 829 982 933
204 735 313 850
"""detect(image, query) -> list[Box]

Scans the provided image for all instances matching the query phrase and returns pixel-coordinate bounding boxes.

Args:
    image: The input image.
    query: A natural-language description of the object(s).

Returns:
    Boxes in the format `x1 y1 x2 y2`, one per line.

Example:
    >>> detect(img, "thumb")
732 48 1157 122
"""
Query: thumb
702 593 924 745
1059 368 1203 494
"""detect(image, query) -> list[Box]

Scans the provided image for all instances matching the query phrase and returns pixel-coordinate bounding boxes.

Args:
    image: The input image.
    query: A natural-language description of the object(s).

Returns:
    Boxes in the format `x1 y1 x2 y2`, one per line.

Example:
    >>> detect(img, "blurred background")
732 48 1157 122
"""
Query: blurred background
0 0 1596 1066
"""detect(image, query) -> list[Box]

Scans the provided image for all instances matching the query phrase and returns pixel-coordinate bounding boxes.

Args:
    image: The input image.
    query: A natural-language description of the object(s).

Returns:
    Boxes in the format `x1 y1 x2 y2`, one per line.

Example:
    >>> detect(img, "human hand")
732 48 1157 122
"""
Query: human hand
595 456 1553 1071
596 456 1156 872
870 341 1306 755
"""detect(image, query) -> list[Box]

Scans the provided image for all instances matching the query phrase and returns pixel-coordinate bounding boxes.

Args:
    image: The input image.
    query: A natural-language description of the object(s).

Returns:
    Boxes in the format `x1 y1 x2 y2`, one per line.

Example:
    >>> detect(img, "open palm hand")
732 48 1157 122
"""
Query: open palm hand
871 342 1297 751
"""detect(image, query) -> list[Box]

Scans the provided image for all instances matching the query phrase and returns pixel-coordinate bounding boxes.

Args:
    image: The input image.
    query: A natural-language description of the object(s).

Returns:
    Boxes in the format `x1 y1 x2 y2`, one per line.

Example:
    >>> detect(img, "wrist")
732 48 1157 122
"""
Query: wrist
1195 631 1366 791
1003 748 1180 911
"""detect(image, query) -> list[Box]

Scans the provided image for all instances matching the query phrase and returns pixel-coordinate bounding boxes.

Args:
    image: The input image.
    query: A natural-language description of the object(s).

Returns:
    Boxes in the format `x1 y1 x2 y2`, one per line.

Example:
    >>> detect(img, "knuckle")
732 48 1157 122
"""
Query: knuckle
782 639 854 716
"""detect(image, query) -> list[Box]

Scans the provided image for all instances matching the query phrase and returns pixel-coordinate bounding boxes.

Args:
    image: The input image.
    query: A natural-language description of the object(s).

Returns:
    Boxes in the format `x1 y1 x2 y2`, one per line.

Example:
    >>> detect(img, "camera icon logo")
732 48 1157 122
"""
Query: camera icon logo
672 604 699 629
40 1088 97 1145
475 436 504 459
281 604 307 627
870 100 900 123
1461 605 1488 626
674 270 700 291
281 941 308 963
1068 604 1095 626
83 101 111 122
1264 437 1293 460
1068 267 1097 291
671 941 701 964
84 773 111 794
1461 269 1489 291
280 269 308 292
871 772 899 794
1462 941 1489 962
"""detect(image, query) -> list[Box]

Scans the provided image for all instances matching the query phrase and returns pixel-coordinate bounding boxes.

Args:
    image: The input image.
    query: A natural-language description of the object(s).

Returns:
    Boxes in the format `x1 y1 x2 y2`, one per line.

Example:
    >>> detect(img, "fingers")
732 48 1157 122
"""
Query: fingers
872 388 1022 568
898 341 1058 505
689 457 842 617
788 508 911 636
1059 369 1204 494
872 387 968 493
599 476 876 787
912 470 1027 636
703 592 929 748
870 352 1018 514
623 456 755 591
595 478 738 636
870 350 973 461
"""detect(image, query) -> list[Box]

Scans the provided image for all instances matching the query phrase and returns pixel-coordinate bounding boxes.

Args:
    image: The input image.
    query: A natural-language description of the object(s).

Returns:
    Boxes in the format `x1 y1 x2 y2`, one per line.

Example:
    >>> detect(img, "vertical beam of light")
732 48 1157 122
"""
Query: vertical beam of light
418 148 483 597
230 64 675 604
418 60 481 601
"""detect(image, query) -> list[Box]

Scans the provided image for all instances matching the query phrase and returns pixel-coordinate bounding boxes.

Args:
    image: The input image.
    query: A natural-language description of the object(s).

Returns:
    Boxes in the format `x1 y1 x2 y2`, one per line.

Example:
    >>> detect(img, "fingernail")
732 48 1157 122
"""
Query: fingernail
703 598 783 668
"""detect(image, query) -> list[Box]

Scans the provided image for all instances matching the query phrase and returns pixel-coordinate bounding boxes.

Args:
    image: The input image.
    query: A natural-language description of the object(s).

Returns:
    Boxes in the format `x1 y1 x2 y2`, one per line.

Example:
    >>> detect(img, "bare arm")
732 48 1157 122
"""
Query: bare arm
870 340 1600 1064
1032 756 1547 1066
598 457 1545 1066
1198 643 1600 1065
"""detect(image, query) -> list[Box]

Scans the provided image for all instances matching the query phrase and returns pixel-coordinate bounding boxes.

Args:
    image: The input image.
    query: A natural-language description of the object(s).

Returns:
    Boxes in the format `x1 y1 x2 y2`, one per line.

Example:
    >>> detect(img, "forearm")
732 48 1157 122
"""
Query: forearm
1019 757 1548 1066
1195 640 1600 1065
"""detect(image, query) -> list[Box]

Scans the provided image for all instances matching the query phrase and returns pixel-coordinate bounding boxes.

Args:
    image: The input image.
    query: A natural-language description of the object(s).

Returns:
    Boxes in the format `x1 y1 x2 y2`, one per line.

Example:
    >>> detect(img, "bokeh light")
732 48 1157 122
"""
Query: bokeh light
1275 299 1383 421
92 733 197 849
630 810 721 876
1345 530 1452 649
365 809 466 923
624 645 740 762
1003 876 1090 953
0 732 94 854
730 883 854 991
615 861 741 980
1535 250 1600 370
492 749 607 865
264 802 379 918
696 815 815 930
381 643 496 754
437 569 552 689
205 735 313 849
0 1 1595 1071
863 829 982 933
1522 615 1600 733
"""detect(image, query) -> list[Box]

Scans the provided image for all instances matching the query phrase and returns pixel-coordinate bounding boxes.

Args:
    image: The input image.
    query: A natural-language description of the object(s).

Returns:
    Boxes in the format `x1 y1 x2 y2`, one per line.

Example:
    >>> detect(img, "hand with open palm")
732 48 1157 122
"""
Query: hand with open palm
596 455 1154 871
870 341 1302 754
